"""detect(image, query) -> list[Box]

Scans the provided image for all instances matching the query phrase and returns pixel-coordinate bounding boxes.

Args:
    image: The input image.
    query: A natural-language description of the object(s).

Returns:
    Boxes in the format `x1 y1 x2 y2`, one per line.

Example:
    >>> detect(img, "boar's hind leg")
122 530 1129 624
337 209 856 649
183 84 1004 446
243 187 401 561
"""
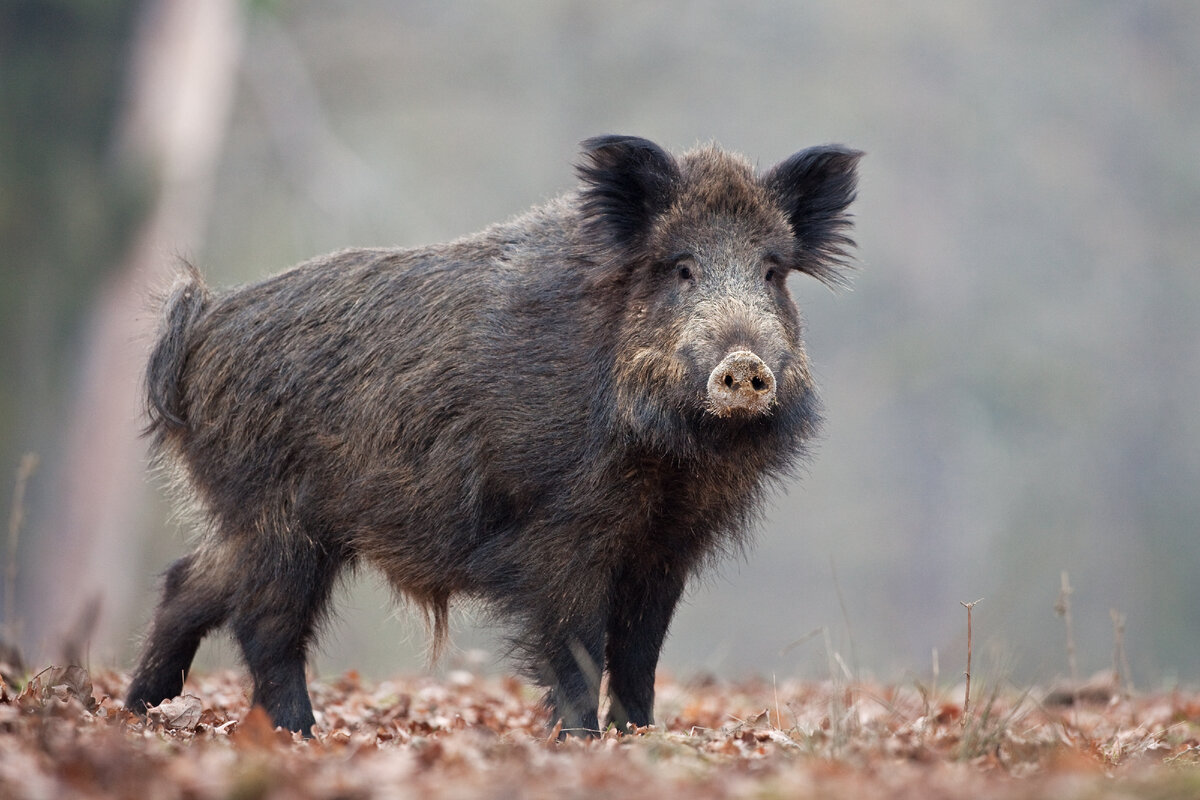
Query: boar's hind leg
603 565 687 731
127 551 231 714
229 537 345 736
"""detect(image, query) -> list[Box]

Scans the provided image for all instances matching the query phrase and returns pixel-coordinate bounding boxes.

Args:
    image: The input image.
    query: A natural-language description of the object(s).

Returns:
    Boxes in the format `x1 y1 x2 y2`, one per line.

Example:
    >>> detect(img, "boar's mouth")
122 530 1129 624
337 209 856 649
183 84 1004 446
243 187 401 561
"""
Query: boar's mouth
704 350 777 418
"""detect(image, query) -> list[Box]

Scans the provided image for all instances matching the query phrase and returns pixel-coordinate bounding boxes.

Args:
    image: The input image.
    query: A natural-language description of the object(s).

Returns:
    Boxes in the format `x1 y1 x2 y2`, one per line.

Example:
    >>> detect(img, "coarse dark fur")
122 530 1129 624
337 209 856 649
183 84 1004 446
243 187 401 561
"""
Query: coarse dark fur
126 136 862 737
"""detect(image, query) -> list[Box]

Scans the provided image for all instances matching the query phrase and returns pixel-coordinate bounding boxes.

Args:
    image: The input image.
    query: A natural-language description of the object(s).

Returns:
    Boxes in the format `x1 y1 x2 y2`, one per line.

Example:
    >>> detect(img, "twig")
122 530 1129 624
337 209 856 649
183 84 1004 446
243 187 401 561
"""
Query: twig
822 626 851 745
830 556 859 675
4 453 39 638
960 598 983 726
772 673 781 730
1111 609 1132 694
932 646 939 692
924 646 939 719
779 626 823 656
1055 571 1079 686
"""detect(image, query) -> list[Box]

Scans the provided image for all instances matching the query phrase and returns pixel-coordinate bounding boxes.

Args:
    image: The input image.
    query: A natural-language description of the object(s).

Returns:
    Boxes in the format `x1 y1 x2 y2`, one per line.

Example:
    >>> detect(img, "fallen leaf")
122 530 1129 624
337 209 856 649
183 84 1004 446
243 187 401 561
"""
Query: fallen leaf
232 705 281 750
149 695 203 731
16 664 97 714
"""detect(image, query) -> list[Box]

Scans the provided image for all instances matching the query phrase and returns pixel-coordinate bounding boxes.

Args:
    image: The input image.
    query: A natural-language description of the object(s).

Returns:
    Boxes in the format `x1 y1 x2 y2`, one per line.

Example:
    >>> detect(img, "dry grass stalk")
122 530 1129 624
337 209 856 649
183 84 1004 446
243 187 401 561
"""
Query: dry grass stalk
960 598 982 726
1055 571 1079 687
1111 608 1132 695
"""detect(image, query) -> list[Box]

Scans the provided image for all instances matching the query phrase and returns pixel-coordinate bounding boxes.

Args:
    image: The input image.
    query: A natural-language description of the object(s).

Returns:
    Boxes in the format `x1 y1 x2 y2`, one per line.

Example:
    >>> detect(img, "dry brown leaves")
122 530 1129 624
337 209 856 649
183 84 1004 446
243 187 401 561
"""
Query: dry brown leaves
2 665 1200 799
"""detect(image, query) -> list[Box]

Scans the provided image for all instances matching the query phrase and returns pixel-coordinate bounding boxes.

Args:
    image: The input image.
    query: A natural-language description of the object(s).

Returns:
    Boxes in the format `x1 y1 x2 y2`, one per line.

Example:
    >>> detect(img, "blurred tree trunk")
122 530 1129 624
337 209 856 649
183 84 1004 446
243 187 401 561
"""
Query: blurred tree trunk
22 0 244 665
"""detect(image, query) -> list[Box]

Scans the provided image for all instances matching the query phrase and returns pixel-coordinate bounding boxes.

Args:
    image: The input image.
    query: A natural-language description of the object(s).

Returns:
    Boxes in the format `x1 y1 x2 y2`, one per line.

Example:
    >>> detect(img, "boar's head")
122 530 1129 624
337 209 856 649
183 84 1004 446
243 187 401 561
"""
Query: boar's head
576 135 862 456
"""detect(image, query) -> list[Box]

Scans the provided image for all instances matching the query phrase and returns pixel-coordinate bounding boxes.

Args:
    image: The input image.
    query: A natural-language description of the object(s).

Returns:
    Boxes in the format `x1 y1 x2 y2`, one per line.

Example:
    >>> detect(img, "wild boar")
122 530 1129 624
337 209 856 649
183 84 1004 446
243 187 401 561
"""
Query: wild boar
126 135 862 736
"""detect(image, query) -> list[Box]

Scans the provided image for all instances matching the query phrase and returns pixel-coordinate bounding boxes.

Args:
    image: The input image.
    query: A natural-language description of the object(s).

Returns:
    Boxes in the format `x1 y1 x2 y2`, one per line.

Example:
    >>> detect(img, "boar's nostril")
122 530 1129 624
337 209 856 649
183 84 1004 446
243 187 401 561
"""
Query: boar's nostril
706 350 777 418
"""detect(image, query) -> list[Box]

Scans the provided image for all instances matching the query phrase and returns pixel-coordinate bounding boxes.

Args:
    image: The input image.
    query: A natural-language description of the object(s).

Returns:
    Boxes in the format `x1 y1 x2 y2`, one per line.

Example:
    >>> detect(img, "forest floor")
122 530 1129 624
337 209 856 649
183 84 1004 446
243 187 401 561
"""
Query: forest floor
2 664 1200 799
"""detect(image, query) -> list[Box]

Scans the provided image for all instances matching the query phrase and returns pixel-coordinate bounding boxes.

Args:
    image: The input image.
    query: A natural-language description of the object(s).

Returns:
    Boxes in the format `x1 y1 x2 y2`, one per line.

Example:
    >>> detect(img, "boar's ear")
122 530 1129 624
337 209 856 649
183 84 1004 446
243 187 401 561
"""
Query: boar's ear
764 145 863 287
576 135 679 250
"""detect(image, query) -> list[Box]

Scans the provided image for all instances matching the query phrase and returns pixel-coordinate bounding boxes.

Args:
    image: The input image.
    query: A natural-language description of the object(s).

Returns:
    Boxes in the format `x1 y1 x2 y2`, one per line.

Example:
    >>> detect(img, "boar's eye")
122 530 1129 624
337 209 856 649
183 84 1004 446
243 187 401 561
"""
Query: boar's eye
763 253 784 284
672 255 696 282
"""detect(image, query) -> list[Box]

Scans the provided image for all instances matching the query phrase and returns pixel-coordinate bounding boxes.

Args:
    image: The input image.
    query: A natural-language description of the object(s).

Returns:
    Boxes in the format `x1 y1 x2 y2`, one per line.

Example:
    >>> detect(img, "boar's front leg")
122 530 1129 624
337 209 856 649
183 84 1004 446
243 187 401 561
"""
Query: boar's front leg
604 563 687 731
534 611 607 738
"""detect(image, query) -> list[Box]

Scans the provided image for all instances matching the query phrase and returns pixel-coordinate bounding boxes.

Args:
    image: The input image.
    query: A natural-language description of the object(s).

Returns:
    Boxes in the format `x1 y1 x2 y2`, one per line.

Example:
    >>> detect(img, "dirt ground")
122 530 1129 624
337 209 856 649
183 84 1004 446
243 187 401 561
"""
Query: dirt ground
2 664 1200 799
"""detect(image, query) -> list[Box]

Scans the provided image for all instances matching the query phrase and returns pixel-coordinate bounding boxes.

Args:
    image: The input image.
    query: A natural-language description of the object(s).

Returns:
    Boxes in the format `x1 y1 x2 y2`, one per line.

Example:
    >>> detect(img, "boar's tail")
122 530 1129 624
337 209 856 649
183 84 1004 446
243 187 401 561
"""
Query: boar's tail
145 262 210 441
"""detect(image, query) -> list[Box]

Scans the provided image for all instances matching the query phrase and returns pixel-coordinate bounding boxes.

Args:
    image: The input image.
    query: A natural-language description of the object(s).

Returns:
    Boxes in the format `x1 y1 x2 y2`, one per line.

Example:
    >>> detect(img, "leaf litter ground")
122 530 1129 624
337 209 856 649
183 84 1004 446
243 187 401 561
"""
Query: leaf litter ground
2 665 1200 799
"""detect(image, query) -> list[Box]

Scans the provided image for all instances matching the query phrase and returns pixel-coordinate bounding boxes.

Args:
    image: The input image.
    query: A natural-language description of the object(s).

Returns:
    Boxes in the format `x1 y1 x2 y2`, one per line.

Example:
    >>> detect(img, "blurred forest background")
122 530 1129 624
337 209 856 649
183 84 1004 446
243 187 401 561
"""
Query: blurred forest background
2 0 1198 690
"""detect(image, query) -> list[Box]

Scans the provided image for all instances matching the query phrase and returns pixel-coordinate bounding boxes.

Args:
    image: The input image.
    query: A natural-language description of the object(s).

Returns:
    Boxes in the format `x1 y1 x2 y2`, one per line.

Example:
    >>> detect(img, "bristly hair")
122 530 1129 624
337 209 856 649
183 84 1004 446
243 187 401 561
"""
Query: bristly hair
575 135 680 251
763 145 864 288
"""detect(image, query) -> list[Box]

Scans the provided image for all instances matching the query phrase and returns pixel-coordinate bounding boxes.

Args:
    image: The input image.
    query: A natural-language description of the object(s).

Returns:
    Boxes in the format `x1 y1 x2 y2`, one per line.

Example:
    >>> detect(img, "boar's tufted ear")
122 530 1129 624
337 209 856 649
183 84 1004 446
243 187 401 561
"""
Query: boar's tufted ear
576 135 679 250
764 145 864 287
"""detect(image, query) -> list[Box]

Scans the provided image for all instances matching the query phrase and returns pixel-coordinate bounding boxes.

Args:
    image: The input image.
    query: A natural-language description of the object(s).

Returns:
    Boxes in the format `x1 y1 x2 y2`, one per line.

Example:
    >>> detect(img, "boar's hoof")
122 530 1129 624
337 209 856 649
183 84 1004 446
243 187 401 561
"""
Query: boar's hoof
706 350 777 417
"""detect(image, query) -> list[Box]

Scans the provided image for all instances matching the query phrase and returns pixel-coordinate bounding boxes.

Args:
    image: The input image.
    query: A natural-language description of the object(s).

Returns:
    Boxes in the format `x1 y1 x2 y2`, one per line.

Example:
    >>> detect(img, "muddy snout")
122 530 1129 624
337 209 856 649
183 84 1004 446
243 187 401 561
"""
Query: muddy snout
706 350 777 417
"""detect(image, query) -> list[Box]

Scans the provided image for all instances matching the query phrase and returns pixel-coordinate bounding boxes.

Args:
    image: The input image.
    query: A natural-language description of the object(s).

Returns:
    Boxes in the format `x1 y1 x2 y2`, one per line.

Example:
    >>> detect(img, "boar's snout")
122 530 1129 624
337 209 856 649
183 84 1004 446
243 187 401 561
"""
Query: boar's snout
706 350 777 417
